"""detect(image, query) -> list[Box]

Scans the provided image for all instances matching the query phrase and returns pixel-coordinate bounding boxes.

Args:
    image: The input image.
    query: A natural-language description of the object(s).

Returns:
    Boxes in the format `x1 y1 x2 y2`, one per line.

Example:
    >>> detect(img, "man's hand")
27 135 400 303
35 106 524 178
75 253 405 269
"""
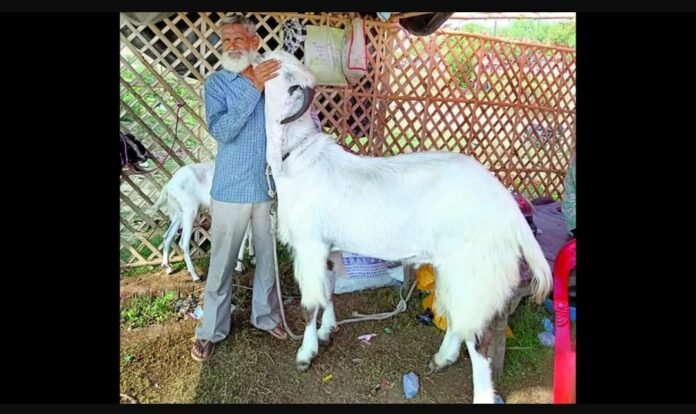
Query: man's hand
249 59 281 92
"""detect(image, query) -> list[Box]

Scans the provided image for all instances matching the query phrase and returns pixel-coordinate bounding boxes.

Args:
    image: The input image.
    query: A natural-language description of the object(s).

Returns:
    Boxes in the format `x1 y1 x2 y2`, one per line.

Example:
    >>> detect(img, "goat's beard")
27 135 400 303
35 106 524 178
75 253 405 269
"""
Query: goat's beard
220 50 260 73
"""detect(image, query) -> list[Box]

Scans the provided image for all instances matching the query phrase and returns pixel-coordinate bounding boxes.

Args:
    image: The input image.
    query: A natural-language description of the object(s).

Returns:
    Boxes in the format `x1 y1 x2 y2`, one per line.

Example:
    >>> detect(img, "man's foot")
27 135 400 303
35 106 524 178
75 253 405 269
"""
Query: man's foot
267 323 288 340
191 339 215 362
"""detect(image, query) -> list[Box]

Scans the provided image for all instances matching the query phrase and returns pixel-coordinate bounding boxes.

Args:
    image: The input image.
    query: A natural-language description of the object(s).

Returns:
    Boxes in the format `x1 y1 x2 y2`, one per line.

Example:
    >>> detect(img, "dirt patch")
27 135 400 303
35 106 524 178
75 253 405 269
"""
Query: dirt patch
120 270 203 303
120 273 552 404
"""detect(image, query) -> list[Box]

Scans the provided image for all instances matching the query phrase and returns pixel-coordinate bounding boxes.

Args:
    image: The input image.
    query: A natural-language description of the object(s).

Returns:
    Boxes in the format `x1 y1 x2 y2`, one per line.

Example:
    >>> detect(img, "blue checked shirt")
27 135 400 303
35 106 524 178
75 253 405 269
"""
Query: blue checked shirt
204 69 272 203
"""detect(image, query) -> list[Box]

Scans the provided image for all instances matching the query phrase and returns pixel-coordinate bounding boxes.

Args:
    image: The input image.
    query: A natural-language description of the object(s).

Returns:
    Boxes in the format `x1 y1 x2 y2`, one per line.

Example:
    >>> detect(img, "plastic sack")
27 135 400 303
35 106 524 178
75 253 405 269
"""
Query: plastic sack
331 251 403 294
342 17 368 85
304 25 347 86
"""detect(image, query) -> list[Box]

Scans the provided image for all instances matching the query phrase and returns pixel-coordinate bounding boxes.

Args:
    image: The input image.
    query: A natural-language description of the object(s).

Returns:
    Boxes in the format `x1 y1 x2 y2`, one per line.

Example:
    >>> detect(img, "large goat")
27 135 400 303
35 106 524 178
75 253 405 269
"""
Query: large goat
152 162 254 282
259 50 553 403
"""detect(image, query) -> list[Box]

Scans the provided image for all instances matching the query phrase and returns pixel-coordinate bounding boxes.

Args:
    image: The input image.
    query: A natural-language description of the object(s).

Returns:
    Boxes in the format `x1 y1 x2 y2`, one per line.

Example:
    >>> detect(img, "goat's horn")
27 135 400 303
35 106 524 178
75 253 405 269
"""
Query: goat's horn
280 86 315 125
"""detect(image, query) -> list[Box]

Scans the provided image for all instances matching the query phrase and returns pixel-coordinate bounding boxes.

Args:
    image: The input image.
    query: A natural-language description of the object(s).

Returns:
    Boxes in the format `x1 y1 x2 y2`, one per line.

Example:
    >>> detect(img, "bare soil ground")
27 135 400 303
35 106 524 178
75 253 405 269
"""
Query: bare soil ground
120 268 552 404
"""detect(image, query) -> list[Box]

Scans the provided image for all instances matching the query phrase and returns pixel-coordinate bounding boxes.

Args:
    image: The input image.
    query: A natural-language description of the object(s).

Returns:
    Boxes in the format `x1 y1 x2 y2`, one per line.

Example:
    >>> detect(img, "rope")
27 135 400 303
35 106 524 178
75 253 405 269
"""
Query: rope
264 164 417 341
266 165 303 340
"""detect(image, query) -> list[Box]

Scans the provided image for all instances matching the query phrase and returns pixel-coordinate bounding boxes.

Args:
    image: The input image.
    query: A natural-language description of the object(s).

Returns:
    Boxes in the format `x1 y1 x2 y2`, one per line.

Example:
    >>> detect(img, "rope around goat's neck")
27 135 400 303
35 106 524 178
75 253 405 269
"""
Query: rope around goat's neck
264 164 417 341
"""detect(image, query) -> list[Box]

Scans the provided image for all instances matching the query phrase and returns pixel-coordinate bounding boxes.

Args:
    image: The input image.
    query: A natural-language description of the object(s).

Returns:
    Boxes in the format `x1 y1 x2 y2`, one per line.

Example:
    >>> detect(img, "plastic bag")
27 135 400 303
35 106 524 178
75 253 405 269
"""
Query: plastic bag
282 17 305 54
342 17 368 85
403 371 419 399
331 251 403 294
415 264 447 330
304 25 347 86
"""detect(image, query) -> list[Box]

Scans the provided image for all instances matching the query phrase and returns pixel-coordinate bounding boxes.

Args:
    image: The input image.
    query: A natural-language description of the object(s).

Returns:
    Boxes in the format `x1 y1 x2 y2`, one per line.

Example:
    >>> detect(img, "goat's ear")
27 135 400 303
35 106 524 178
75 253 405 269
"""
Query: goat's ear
264 76 288 176
265 119 286 177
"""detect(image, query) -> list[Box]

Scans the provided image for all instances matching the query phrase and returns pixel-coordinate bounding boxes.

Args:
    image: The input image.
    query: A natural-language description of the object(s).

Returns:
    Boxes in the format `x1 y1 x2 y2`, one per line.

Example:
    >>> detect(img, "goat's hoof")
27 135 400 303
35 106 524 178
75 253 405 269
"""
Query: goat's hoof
318 327 337 346
191 277 202 283
428 358 451 373
472 392 496 404
295 360 312 372
164 266 174 275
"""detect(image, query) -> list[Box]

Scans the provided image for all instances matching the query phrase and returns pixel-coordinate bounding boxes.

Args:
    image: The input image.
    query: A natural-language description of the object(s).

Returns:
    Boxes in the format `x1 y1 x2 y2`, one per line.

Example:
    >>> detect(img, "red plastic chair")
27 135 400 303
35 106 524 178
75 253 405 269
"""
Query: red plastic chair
552 238 576 403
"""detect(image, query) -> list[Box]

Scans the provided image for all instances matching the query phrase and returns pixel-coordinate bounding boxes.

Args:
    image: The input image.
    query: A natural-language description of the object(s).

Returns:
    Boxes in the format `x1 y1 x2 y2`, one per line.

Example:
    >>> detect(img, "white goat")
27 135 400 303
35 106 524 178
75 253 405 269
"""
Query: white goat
152 162 254 282
259 50 553 404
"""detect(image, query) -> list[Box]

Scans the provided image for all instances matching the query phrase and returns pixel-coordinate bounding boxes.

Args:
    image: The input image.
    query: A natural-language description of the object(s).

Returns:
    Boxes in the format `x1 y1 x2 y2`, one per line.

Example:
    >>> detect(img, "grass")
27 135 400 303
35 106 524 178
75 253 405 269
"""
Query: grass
120 257 207 279
120 282 557 403
120 290 178 329
120 264 159 278
119 236 559 401
498 299 555 389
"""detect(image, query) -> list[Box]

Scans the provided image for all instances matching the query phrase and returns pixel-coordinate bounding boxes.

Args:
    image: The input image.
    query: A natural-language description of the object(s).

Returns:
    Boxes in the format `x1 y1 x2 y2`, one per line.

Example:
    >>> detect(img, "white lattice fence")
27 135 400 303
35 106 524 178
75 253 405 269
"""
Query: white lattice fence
120 12 576 269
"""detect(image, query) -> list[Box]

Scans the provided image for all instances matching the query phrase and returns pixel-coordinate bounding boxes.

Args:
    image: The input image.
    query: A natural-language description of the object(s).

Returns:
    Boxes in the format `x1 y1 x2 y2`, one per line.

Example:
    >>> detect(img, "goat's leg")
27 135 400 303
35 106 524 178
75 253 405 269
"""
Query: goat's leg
179 209 200 282
161 217 181 275
317 269 337 345
429 328 463 372
235 226 249 273
296 306 319 372
248 222 256 265
465 339 496 404
317 299 337 345
293 243 331 371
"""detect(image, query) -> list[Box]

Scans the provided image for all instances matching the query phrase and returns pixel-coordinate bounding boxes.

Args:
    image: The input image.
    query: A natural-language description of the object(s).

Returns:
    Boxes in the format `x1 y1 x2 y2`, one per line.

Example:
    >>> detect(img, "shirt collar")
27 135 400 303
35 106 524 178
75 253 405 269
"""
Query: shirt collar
223 69 240 79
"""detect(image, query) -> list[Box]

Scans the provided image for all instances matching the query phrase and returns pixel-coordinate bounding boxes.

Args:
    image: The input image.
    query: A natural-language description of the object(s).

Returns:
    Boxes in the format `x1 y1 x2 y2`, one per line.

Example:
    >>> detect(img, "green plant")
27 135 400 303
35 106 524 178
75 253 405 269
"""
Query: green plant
498 299 554 388
121 291 177 329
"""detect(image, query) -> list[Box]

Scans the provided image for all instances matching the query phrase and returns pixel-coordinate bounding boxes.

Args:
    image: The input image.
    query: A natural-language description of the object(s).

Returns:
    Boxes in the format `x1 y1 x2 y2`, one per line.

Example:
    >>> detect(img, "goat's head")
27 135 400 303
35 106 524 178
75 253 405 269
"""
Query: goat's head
120 132 150 172
258 50 316 176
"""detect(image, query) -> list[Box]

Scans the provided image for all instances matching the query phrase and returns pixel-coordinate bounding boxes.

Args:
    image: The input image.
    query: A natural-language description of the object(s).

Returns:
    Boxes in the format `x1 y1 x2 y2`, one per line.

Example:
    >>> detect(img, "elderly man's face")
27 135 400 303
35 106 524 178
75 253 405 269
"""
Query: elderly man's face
219 23 260 73
221 23 258 53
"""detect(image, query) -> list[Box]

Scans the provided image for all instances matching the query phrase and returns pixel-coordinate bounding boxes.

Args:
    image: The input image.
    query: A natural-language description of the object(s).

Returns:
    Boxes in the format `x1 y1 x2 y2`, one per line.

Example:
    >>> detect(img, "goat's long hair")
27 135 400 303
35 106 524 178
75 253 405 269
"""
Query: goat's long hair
263 49 552 340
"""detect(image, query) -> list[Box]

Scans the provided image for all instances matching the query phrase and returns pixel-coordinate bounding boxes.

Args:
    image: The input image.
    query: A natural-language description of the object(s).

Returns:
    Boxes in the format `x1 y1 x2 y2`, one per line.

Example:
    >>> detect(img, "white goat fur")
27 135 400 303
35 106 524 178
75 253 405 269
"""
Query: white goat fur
152 162 254 281
259 50 553 403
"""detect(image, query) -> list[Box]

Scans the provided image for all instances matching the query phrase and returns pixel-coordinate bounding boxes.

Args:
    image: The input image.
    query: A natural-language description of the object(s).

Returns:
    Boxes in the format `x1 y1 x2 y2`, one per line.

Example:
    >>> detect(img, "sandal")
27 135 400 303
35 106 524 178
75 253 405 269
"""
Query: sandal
191 339 215 362
267 324 288 340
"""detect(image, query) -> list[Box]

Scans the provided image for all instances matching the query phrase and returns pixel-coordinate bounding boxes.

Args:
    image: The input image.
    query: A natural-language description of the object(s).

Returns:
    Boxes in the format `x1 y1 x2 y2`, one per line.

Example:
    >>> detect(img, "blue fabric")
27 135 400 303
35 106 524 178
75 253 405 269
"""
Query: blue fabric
204 69 271 203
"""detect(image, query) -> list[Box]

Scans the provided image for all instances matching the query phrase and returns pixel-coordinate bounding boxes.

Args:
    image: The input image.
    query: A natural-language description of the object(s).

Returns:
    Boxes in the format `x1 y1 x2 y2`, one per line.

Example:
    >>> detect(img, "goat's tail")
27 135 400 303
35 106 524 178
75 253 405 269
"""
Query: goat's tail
516 218 553 304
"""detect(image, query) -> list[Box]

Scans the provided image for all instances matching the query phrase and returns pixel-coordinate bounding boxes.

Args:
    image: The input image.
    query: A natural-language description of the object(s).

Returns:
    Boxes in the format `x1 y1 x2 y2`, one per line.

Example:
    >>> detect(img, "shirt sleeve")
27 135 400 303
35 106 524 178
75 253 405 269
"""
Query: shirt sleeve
204 74 262 144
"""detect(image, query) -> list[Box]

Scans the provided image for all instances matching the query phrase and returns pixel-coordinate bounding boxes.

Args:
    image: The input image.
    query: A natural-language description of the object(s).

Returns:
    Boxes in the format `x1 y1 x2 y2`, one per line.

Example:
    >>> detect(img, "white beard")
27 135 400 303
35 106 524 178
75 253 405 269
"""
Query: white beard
220 50 260 73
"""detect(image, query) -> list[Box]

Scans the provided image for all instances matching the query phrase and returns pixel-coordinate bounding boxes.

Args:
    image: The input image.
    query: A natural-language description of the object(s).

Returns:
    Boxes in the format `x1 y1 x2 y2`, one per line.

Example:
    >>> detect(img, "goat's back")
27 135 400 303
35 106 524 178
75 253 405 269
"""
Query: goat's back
279 147 526 262
160 162 214 213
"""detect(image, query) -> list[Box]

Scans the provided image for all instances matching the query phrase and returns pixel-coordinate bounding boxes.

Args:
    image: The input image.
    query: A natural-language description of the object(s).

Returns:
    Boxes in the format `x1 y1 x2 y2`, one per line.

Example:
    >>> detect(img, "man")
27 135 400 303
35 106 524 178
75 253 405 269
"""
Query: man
561 154 576 238
561 154 576 302
191 14 286 363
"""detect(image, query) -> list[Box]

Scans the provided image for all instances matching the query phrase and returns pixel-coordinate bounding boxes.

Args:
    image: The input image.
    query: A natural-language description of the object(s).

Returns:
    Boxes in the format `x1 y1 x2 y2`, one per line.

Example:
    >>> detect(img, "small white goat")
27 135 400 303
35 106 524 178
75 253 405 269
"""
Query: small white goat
152 162 254 282
259 50 553 404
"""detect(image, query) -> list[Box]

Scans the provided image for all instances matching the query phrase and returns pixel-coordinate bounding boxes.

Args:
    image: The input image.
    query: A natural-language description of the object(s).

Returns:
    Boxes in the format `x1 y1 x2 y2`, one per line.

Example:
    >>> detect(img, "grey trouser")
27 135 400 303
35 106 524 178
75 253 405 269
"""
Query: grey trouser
195 200 280 343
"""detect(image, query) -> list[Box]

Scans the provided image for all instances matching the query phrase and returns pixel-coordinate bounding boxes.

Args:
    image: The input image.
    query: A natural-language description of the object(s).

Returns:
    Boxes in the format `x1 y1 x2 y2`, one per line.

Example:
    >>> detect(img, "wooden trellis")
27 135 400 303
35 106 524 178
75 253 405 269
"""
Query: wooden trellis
120 12 576 269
